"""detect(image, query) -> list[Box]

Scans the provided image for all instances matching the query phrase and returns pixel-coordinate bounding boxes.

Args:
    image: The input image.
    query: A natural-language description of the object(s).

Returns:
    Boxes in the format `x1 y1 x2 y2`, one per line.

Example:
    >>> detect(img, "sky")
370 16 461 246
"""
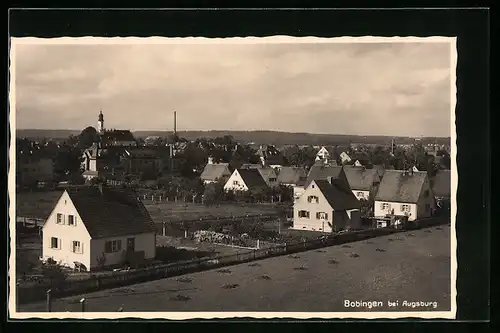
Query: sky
13 38 454 137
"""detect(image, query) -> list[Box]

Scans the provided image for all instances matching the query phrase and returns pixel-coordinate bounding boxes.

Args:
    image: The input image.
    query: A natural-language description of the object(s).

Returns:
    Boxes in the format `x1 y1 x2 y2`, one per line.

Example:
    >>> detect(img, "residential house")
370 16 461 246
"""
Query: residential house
339 151 352 164
431 169 451 210
224 168 269 192
41 186 157 271
304 164 351 191
257 145 285 170
293 178 361 232
200 157 232 185
344 166 382 200
315 146 341 164
240 164 278 187
277 166 308 187
374 169 436 222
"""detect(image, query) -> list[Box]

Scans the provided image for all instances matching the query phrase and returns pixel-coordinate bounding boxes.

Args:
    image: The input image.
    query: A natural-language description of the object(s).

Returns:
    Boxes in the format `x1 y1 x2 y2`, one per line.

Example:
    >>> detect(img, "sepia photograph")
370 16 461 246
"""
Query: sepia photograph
9 36 456 319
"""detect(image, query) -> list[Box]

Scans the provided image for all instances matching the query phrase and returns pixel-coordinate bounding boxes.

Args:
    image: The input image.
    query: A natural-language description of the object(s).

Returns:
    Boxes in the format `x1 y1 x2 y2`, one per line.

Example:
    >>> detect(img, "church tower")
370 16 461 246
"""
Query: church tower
97 110 104 133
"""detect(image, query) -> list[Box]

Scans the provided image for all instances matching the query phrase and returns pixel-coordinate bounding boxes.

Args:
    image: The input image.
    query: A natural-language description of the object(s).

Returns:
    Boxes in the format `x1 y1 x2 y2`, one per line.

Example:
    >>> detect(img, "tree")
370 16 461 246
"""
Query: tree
203 182 223 206
78 126 99 149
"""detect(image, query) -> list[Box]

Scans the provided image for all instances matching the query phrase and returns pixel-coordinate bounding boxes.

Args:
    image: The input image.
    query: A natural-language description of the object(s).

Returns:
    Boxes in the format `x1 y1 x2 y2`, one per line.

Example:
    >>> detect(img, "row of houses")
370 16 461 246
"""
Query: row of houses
292 164 451 232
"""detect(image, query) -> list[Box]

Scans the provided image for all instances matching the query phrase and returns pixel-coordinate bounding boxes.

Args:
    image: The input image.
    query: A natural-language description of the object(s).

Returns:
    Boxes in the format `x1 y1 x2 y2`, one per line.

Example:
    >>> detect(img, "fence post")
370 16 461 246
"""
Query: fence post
257 239 260 249
144 194 146 200
253 249 256 260
80 298 86 312
46 289 52 312
162 222 166 237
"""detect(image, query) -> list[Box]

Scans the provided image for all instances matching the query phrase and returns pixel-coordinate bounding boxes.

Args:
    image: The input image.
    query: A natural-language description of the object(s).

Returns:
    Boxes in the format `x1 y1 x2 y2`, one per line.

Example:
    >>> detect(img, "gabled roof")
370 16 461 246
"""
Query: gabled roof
431 169 451 198
374 170 428 203
66 186 156 239
236 168 268 189
200 163 231 182
343 167 380 191
256 167 277 180
305 164 351 191
314 179 361 211
277 166 307 185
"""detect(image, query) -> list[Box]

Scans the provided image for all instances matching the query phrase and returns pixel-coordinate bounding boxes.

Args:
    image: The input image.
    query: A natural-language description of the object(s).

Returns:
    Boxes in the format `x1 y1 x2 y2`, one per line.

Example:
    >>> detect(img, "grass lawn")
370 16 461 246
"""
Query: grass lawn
18 225 452 313
16 191 280 224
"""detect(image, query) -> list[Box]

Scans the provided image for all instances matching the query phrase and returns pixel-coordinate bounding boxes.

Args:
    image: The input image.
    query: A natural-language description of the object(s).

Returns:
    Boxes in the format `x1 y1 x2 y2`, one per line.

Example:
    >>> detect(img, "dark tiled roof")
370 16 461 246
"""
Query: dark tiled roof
375 170 428 203
305 165 351 191
240 163 262 169
277 166 307 185
314 179 361 211
343 167 380 191
200 163 231 182
431 169 451 198
67 187 156 239
236 168 268 189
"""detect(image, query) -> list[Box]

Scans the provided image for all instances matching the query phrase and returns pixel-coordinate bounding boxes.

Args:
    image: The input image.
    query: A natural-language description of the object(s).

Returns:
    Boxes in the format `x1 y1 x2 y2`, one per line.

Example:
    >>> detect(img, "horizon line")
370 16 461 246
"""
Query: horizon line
15 128 451 139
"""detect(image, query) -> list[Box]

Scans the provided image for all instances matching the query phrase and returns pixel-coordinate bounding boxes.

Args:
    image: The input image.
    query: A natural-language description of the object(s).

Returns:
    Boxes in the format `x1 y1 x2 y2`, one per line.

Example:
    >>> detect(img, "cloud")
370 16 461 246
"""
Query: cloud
13 39 453 137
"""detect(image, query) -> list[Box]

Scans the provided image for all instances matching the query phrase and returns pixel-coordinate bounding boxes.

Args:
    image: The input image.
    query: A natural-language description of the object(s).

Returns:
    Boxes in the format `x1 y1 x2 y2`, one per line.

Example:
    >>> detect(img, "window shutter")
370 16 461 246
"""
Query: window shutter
117 240 122 250
401 205 405 212
325 213 329 220
380 203 384 209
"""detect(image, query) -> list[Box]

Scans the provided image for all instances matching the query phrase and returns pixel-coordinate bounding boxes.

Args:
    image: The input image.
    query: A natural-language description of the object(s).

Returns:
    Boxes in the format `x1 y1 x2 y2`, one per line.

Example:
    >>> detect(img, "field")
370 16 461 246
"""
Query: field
15 191 281 224
18 225 452 313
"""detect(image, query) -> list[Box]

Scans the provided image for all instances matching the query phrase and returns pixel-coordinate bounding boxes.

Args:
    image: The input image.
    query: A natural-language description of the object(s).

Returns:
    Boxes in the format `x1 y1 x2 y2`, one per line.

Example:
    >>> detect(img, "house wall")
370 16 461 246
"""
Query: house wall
259 168 278 187
374 201 418 221
293 186 305 201
224 170 249 192
347 209 362 229
293 182 334 232
89 159 97 172
416 176 436 219
42 191 92 270
340 152 351 163
351 189 370 201
89 232 156 270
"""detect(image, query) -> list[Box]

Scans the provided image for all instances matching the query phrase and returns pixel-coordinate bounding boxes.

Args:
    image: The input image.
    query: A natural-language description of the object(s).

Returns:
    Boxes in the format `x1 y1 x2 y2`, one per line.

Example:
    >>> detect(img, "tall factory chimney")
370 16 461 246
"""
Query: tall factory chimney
174 111 177 136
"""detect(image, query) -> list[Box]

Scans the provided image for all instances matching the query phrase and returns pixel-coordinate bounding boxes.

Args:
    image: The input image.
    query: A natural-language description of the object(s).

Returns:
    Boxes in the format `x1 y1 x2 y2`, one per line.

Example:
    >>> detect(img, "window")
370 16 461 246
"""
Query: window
68 215 76 226
357 192 364 198
381 203 390 210
56 213 64 224
307 195 319 204
233 180 239 185
316 212 328 220
72 241 82 253
298 210 310 218
105 240 122 253
401 204 411 213
50 237 60 249
269 178 277 182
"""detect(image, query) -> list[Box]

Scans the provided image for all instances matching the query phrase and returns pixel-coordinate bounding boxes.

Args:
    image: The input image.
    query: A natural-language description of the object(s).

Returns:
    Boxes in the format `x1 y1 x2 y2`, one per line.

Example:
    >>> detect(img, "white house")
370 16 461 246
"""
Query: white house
41 186 157 271
224 168 269 192
340 151 352 164
374 169 436 223
293 178 361 232
343 166 382 200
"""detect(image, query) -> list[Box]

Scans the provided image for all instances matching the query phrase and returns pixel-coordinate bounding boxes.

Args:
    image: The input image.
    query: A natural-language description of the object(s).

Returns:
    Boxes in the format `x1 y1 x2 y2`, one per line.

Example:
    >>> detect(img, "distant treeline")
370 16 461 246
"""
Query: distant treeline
16 129 450 147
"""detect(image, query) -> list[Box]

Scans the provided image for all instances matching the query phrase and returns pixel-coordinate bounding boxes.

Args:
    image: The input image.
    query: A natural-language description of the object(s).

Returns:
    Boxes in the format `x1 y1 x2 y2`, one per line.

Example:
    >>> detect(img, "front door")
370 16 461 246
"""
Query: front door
127 237 135 252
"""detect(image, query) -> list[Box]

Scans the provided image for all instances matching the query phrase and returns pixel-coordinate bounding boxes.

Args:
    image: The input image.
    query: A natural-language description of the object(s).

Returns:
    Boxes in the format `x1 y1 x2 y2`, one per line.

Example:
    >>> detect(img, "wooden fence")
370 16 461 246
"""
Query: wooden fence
16 216 450 307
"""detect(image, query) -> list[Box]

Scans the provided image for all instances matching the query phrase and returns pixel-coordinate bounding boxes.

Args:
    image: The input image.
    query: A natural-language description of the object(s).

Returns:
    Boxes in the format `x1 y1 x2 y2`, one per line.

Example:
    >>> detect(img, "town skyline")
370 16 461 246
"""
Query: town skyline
13 38 454 137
